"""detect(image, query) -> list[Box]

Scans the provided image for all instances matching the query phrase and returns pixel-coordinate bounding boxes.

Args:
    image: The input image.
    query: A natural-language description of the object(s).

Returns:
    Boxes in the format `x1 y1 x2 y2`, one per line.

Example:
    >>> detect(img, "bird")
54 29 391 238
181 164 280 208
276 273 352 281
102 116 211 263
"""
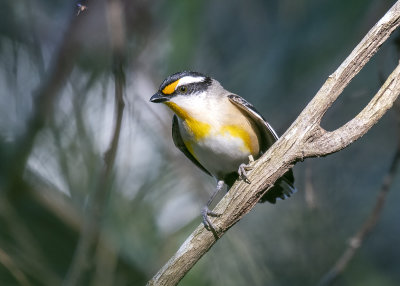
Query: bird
150 71 296 231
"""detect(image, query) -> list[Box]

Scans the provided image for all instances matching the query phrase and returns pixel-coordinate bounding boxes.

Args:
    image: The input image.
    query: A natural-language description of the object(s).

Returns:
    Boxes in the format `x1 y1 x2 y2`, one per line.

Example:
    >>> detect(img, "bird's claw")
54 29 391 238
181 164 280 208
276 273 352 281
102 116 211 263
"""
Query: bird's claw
237 155 255 183
238 163 253 184
201 206 220 231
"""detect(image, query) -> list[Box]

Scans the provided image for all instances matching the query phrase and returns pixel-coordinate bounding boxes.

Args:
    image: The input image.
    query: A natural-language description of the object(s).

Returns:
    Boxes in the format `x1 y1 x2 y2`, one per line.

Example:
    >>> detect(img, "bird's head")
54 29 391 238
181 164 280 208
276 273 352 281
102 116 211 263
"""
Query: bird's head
150 71 229 121
150 71 215 104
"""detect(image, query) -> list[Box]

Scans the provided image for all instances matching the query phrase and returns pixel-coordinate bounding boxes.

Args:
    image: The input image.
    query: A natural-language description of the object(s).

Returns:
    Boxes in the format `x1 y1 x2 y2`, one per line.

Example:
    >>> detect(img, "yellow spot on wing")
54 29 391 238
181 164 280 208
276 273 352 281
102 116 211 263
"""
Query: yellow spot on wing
220 125 253 153
165 102 211 140
162 79 179 95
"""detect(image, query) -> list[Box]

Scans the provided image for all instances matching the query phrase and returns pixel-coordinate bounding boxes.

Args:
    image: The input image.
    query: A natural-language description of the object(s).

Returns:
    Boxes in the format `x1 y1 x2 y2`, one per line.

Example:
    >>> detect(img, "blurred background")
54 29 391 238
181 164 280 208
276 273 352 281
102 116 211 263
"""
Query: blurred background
0 0 399 285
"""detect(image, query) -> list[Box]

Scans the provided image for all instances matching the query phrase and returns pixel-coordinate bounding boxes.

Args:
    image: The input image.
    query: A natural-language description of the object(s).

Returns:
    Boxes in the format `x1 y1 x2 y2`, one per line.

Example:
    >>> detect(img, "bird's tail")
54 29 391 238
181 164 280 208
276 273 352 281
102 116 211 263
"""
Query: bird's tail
259 169 297 204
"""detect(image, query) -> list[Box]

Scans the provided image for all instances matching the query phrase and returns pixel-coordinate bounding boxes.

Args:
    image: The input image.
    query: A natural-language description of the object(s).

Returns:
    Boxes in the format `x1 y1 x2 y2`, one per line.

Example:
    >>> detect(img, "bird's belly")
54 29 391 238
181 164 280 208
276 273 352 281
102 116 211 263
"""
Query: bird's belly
184 132 252 179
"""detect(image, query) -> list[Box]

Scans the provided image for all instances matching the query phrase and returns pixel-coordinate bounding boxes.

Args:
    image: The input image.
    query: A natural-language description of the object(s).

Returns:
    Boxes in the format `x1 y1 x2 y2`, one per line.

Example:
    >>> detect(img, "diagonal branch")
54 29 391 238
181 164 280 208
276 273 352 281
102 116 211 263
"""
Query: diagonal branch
147 1 400 285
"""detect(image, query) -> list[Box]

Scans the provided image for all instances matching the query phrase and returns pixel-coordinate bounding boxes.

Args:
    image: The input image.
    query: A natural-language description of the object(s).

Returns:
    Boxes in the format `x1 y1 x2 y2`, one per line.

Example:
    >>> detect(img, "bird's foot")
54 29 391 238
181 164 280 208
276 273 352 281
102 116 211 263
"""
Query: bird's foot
238 155 255 183
201 206 220 231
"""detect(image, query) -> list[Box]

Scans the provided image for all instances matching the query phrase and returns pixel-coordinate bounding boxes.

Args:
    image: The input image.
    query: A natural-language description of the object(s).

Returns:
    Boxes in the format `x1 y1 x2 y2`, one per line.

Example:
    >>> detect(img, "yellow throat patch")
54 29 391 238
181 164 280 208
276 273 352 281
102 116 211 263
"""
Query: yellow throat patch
164 102 211 140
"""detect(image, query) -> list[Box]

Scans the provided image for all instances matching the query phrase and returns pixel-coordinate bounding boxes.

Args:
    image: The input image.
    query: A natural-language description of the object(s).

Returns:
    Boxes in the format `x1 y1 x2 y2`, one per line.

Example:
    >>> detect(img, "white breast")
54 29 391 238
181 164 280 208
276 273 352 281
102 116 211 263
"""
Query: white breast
178 118 251 179
170 92 259 180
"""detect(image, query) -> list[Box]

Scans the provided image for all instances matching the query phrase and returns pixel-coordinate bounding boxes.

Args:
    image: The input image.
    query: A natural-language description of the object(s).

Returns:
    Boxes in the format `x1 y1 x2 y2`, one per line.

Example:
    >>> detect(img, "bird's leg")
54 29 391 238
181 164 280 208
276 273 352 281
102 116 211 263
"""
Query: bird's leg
201 180 224 231
238 155 255 183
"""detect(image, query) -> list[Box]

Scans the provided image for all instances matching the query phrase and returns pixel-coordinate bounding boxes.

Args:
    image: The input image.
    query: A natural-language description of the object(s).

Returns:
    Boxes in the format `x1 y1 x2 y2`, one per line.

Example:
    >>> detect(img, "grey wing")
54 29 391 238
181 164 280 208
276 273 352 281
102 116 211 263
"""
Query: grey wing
227 94 297 203
172 115 212 176
227 94 278 153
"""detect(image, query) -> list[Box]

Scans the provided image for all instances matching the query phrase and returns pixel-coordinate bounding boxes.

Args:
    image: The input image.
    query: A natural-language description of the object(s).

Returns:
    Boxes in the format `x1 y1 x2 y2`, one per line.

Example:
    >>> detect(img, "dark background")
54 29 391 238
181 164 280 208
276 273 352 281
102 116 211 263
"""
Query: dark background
0 0 399 285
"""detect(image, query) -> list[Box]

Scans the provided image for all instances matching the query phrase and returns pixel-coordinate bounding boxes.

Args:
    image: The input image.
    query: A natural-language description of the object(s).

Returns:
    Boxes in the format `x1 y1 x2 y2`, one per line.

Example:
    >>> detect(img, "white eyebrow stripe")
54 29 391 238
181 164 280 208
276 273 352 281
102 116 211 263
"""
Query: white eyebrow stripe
176 76 205 89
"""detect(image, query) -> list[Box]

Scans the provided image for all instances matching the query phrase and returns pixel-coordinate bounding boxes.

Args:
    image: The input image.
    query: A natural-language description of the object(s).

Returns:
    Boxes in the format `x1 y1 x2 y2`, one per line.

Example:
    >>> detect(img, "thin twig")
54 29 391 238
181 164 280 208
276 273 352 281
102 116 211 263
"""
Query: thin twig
0 201 62 286
0 248 32 286
63 1 126 285
4 6 89 192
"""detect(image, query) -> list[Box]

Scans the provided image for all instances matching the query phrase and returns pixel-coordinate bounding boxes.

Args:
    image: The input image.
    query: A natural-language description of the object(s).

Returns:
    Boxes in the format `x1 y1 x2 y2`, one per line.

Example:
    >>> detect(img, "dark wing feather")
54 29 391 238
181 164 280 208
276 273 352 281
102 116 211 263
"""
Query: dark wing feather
172 115 211 176
227 94 297 203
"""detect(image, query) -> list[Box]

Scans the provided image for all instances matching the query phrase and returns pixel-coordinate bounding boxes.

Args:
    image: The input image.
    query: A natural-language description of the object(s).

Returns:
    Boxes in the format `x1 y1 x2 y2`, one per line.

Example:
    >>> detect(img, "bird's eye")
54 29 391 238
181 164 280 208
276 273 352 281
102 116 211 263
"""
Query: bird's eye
179 86 188 93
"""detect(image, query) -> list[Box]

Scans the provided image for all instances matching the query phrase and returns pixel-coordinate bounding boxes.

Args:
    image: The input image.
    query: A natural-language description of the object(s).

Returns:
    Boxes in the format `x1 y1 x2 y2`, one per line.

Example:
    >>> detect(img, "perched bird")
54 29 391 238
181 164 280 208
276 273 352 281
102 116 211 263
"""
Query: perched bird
150 71 296 231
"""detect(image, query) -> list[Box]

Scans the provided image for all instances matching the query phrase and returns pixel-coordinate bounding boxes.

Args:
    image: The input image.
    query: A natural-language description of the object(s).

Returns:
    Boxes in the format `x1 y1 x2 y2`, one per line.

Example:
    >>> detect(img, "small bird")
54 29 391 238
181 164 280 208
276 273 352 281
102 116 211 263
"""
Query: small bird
150 71 296 231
